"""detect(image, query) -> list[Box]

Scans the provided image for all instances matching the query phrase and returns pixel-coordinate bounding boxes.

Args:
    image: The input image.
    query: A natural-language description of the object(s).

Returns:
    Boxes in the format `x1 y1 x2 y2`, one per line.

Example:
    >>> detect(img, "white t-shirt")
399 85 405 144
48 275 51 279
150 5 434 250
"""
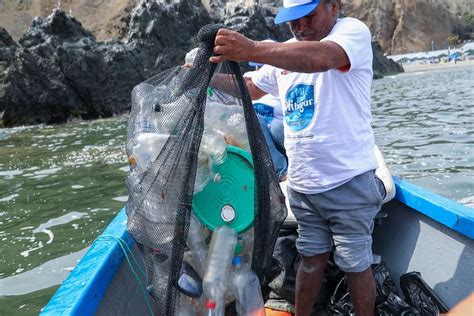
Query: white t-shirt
244 71 283 124
251 17 378 194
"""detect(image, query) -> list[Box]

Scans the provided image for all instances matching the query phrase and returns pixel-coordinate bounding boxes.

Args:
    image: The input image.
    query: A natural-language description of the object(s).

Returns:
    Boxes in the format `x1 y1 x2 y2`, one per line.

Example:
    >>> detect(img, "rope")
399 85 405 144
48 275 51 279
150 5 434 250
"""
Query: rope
96 235 155 316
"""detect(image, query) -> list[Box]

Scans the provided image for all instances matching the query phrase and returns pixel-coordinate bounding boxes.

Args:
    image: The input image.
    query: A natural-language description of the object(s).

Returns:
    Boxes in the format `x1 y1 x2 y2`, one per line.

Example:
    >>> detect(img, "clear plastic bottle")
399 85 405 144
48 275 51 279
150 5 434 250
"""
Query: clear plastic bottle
178 294 196 316
131 83 157 135
133 132 169 169
194 160 211 194
187 214 208 277
229 256 265 316
130 83 171 170
203 226 238 316
240 229 254 271
225 113 249 151
201 134 227 165
204 300 218 316
185 47 199 65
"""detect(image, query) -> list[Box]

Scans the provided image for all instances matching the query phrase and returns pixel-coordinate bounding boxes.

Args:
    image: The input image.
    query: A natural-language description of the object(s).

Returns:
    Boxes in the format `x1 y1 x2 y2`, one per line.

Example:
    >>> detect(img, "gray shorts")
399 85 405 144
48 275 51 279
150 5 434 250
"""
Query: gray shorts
287 170 385 273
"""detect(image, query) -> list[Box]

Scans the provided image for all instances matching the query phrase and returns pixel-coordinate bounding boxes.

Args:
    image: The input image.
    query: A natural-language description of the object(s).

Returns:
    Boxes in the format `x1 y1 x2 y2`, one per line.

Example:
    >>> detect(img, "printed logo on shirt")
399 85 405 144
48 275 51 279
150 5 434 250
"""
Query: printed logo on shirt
284 84 315 131
253 103 274 120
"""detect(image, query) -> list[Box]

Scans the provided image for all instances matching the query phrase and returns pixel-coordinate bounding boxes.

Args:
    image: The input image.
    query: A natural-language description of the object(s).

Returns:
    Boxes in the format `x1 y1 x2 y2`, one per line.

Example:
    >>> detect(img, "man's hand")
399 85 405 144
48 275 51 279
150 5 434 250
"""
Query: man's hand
210 29 256 63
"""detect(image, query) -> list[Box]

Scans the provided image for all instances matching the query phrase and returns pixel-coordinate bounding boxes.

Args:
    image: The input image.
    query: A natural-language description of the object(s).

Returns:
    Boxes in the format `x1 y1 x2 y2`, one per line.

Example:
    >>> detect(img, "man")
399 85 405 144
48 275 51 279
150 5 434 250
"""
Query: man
210 0 384 315
245 58 288 181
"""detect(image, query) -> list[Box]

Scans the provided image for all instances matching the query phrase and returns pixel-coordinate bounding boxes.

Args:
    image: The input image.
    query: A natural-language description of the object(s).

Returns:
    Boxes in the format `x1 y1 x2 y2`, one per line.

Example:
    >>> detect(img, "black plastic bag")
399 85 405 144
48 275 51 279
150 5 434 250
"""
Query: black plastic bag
328 263 419 316
376 293 420 316
400 272 449 315
266 233 343 311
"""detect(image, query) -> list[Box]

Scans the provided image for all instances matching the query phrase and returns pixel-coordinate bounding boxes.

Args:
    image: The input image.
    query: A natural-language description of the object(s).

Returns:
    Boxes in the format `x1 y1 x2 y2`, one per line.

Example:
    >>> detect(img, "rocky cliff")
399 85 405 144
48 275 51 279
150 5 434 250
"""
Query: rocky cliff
1 0 472 54
0 0 401 126
345 0 472 54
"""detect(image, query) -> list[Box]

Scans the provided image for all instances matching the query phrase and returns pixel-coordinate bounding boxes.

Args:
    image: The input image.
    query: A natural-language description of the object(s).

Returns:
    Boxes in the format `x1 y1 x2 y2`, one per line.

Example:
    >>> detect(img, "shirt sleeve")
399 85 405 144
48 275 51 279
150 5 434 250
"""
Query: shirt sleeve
249 65 280 97
243 70 256 78
321 18 373 72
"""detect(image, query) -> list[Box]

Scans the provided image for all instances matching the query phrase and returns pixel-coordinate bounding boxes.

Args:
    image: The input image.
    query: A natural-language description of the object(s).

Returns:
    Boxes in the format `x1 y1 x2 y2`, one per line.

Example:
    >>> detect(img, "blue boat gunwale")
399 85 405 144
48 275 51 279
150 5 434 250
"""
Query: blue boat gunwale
392 176 473 239
40 208 134 316
41 177 474 315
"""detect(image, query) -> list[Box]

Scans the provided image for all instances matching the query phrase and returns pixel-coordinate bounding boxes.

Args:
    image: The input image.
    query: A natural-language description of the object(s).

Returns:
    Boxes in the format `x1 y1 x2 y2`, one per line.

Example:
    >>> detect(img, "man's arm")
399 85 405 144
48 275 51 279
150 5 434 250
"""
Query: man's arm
244 77 268 100
210 29 349 73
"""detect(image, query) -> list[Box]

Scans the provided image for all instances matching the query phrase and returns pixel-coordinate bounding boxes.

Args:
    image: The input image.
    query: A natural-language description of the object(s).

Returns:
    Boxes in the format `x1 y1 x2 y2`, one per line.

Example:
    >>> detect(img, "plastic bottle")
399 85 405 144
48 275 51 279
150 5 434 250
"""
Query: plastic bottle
225 113 249 151
178 293 196 316
185 47 199 65
194 160 211 194
187 214 209 277
131 83 158 136
229 256 265 316
202 226 238 316
201 134 227 165
240 229 254 271
130 82 171 170
132 132 169 169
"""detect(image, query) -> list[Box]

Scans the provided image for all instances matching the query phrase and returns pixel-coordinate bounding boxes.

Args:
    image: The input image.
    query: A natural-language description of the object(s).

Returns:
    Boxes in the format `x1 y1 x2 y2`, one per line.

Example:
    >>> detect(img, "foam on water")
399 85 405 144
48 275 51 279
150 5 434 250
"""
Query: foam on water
0 194 19 202
112 195 128 202
32 211 88 233
0 170 23 179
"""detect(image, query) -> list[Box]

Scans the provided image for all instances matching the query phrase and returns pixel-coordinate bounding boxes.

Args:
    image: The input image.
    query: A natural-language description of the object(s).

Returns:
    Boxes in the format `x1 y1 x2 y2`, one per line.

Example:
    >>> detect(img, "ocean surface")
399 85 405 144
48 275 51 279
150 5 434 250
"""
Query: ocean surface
0 65 473 315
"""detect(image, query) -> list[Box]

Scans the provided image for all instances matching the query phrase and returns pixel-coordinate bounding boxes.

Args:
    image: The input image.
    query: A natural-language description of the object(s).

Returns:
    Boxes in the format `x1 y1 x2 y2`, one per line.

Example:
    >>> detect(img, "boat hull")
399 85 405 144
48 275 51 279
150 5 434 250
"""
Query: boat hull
41 177 474 315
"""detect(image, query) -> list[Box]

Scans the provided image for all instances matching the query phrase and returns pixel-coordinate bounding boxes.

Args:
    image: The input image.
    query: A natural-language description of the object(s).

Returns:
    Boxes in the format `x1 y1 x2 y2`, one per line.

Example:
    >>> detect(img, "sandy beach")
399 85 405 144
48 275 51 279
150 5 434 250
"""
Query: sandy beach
402 59 474 73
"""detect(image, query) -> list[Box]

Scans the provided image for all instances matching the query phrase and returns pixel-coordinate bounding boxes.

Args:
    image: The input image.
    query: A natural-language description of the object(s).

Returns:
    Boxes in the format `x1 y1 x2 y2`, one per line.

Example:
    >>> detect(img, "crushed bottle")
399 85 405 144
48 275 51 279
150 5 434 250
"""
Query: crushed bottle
187 214 209 277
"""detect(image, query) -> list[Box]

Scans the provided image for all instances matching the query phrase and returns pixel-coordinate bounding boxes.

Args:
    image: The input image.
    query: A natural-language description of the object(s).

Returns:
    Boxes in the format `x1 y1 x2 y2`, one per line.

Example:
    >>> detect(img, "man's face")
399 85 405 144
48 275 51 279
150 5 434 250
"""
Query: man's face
288 2 339 41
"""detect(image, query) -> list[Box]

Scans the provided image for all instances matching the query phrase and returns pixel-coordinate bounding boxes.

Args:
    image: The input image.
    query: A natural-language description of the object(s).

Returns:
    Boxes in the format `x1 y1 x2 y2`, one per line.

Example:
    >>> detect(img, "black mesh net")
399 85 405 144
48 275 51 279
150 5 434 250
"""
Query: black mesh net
125 24 287 315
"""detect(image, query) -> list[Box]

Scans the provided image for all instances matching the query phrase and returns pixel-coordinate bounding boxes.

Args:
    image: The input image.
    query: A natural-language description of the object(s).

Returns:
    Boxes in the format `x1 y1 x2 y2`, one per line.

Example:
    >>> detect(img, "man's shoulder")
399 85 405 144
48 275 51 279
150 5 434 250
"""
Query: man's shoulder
334 17 370 33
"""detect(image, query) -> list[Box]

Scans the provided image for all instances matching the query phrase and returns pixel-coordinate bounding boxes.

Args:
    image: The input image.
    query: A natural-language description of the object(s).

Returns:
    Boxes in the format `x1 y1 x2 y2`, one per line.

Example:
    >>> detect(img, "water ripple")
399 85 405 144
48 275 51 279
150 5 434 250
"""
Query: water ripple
373 66 474 201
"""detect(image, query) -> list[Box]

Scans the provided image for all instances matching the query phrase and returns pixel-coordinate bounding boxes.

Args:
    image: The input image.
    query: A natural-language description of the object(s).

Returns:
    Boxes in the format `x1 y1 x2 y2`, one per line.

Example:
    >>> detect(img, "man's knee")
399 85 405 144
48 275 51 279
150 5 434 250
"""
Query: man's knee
300 252 331 273
345 266 373 279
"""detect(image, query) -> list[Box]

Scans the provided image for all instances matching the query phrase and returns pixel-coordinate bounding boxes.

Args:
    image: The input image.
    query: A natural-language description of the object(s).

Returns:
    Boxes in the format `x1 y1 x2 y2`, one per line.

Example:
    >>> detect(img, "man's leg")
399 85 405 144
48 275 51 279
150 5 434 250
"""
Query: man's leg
286 187 333 316
313 170 383 316
295 252 330 316
346 267 375 316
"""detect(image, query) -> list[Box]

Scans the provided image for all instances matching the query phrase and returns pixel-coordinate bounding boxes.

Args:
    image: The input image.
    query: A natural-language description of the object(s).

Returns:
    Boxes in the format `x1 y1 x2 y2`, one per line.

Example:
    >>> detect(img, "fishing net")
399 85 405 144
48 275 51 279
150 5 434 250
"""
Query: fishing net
125 24 287 315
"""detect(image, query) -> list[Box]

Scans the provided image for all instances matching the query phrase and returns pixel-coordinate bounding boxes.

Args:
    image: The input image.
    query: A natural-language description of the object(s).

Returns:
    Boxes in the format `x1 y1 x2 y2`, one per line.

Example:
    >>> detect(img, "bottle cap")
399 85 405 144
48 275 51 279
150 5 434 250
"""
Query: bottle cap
205 299 216 309
128 156 137 165
232 256 242 265
207 87 214 97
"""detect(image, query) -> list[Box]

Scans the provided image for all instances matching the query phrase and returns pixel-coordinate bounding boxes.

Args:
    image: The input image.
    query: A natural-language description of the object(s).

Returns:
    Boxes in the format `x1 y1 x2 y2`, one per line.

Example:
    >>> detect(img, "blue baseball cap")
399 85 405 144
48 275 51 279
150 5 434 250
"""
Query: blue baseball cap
274 0 320 24
249 61 264 67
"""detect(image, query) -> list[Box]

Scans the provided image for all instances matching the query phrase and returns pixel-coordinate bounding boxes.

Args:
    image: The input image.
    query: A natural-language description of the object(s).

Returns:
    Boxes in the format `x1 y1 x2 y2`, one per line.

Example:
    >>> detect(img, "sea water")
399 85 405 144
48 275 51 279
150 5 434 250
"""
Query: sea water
0 65 472 315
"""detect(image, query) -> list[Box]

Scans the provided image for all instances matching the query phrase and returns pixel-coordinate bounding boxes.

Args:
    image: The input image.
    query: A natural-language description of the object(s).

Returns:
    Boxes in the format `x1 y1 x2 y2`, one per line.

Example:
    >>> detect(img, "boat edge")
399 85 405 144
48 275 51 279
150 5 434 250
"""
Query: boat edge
393 177 473 239
41 177 474 314
40 207 134 316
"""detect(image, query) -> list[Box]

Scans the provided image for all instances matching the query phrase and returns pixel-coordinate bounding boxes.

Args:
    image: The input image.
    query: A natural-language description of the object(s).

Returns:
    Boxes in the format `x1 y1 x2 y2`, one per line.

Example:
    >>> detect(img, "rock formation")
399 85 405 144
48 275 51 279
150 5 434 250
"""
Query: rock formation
1 10 143 126
344 0 472 54
372 41 404 79
2 0 472 54
0 27 17 113
0 0 403 127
